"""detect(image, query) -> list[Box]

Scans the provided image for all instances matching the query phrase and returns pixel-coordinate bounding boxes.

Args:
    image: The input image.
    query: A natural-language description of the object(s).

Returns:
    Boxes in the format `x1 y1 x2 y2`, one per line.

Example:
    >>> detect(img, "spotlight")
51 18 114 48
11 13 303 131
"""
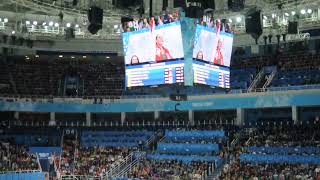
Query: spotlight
4 18 8 23
263 16 267 20
75 24 79 28
54 23 59 27
228 18 232 23
307 9 312 14
66 23 71 27
33 21 38 25
291 11 296 15
49 21 54 26
26 21 30 25
284 13 289 16
300 9 306 15
11 31 15 35
236 17 241 22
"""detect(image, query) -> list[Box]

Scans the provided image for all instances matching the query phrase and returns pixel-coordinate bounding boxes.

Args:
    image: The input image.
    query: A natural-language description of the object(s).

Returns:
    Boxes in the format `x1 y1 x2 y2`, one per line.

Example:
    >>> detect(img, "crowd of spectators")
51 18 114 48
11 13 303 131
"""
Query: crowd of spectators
0 140 40 172
74 146 132 177
128 159 212 180
59 136 77 175
220 124 320 179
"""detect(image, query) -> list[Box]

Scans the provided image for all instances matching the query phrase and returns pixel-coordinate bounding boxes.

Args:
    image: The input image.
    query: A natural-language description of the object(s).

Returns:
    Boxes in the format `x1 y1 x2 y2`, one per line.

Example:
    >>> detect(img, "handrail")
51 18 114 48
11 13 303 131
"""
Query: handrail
1 84 320 102
248 68 264 92
263 67 277 89
103 151 135 178
0 170 42 174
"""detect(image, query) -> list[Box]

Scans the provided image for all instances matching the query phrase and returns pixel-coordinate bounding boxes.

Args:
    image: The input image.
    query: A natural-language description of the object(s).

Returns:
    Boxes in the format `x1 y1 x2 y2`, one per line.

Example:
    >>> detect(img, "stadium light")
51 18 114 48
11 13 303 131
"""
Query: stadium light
54 23 59 27
228 18 232 23
307 9 312 14
66 23 71 27
300 9 306 15
75 24 79 28
4 18 8 23
236 17 241 22
33 21 37 25
26 21 30 25
284 12 289 16
49 21 54 26
291 11 296 16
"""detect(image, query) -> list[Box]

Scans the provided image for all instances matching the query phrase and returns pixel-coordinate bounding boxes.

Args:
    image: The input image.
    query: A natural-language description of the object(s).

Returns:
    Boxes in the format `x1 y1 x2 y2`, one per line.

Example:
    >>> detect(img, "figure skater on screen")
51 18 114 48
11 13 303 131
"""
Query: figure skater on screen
213 39 224 65
155 34 173 62
196 51 204 60
130 55 140 65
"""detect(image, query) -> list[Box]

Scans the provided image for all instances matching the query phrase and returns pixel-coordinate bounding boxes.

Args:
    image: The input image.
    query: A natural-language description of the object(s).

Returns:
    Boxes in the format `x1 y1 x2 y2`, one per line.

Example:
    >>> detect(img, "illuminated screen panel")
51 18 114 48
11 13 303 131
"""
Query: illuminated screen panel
193 24 233 67
126 60 184 87
123 21 184 87
193 60 230 88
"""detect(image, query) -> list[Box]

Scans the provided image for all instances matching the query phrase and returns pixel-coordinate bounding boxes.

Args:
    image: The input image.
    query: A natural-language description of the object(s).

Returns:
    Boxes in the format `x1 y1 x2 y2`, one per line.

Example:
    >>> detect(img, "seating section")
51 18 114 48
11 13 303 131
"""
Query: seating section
0 140 40 172
230 68 256 89
220 125 320 179
81 131 153 147
270 69 320 87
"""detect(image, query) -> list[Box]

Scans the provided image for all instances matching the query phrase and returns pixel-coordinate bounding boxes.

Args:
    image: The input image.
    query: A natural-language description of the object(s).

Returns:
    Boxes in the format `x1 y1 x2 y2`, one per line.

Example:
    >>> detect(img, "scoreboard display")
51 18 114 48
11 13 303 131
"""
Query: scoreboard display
126 60 184 87
193 60 230 88
123 21 184 87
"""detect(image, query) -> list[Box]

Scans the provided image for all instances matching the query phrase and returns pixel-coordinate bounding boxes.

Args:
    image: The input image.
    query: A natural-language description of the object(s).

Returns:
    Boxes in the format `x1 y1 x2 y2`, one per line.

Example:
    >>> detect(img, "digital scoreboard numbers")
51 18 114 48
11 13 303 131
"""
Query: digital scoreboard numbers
126 60 184 87
193 61 230 88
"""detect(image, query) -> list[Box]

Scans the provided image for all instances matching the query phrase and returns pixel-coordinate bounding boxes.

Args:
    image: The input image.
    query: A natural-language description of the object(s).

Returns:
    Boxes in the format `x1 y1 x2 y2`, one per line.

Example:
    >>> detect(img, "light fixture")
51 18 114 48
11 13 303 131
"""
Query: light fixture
284 12 289 16
33 21 37 25
71 56 75 59
54 23 59 27
263 15 268 20
11 31 15 35
4 18 8 23
66 23 71 28
42 22 47 26
49 21 54 26
75 24 79 28
300 9 306 15
307 9 312 14
35 55 39 58
59 55 63 58
236 17 241 22
291 11 296 16
228 18 232 23
26 21 30 25
106 56 110 59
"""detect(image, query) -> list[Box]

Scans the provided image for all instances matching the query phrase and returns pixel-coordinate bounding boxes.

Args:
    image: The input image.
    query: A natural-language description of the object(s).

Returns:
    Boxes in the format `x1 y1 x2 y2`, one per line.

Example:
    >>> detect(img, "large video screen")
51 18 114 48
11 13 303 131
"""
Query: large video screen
123 21 184 87
193 24 233 67
193 60 230 88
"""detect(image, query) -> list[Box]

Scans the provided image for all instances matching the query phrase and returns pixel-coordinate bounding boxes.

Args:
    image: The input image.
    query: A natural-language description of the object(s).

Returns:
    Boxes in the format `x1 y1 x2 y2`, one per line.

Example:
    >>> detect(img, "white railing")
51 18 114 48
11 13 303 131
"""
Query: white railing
263 67 278 89
248 68 264 91
103 151 135 179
